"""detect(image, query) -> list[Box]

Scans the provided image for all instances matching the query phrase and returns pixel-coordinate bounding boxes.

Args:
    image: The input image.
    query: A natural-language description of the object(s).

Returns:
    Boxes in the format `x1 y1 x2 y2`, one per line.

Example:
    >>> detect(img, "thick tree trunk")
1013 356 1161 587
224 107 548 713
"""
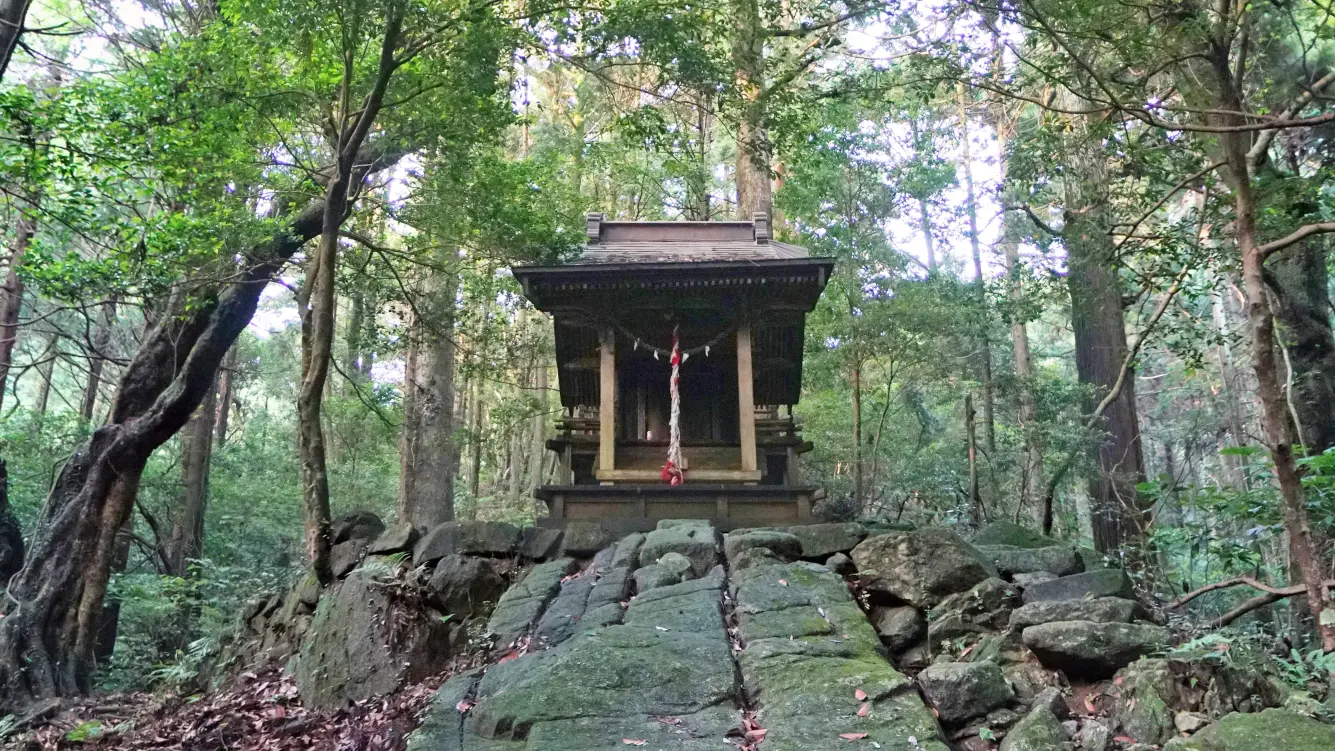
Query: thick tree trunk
166 382 216 575
0 161 390 707
0 0 31 83
80 299 116 421
1063 110 1148 552
399 265 457 528
1268 239 1335 456
0 211 33 412
732 0 771 218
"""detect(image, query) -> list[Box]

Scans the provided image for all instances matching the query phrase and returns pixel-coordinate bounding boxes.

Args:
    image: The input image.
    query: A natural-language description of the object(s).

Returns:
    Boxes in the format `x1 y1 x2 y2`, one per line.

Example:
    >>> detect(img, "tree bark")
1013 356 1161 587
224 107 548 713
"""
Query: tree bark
214 346 236 447
0 209 33 412
166 382 216 575
851 358 862 511
959 84 996 456
0 0 32 83
80 299 117 421
1217 81 1335 651
1268 239 1335 456
1062 104 1149 552
34 330 57 422
399 262 457 528
732 0 771 218
526 359 548 508
0 134 403 706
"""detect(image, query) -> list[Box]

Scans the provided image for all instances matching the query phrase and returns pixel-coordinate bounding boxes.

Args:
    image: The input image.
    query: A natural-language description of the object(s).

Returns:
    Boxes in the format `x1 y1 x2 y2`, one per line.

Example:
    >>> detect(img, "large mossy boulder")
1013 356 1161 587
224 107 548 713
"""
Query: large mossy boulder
1020 569 1132 603
1110 656 1284 745
1022 621 1169 678
486 557 578 647
413 520 521 563
1162 709 1335 750
778 522 868 558
1008 597 1139 631
640 520 718 577
331 510 386 544
917 661 1015 724
975 544 1083 577
851 527 996 608
723 529 802 562
425 554 507 618
293 570 457 710
972 521 1056 549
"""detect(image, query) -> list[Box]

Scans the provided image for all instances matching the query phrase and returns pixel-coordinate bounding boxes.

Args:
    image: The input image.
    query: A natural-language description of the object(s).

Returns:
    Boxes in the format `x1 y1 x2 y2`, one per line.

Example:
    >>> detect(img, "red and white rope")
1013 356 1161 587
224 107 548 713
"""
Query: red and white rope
661 325 684 485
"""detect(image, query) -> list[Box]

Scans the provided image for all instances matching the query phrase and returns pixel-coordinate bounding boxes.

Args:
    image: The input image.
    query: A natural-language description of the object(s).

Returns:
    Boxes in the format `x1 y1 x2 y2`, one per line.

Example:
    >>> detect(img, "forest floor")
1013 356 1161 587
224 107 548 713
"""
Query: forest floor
12 663 469 751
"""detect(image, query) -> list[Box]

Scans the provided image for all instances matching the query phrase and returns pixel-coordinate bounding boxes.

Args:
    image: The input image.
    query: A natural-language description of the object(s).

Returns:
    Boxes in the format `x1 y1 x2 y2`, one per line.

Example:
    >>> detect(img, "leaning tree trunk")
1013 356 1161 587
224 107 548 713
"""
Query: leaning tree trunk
80 298 117 420
166 382 216 575
1062 107 1149 553
0 176 379 707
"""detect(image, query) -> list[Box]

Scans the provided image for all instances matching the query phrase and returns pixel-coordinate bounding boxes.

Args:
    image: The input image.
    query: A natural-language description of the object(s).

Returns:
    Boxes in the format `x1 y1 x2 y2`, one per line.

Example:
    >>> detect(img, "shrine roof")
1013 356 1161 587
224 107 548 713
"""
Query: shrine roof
559 213 815 266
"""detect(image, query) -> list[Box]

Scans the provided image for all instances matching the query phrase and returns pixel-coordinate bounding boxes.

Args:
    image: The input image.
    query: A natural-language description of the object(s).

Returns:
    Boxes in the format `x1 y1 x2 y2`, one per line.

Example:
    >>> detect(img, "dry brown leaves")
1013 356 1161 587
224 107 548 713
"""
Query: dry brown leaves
16 660 475 751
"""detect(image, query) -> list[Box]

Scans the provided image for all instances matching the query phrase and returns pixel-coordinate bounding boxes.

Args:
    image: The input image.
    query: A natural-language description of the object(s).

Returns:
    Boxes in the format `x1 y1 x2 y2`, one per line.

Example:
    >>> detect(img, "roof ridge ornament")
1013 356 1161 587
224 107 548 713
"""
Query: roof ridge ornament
586 212 605 244
753 212 770 244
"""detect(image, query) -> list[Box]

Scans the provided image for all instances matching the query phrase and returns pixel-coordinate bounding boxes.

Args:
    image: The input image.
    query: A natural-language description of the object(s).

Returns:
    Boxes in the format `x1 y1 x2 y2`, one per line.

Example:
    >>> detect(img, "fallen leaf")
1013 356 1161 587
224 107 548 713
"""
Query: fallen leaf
1084 695 1097 714
622 740 647 746
746 728 768 741
839 732 869 740
1113 736 1135 743
857 703 870 717
958 644 975 659
779 579 788 586
854 688 868 701
456 700 474 713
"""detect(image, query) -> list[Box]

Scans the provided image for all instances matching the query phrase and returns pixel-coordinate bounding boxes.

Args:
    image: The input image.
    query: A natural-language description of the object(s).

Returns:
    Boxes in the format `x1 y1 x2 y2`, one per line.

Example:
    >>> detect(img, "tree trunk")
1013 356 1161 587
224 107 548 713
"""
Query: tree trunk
399 263 457 528
81 299 117 421
1062 107 1149 553
469 374 484 514
0 210 33 412
1268 239 1335 456
34 330 57 422
851 358 862 511
526 359 548 510
166 382 216 576
959 84 995 456
995 112 1045 523
1216 80 1335 652
966 393 981 525
0 0 31 83
732 0 771 218
296 176 345 586
214 346 236 447
0 140 399 705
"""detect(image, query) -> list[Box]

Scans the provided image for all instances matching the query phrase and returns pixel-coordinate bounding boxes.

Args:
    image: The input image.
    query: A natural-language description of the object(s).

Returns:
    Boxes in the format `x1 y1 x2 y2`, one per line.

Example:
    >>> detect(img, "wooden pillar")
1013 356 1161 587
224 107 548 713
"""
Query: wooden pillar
736 324 758 473
599 328 616 478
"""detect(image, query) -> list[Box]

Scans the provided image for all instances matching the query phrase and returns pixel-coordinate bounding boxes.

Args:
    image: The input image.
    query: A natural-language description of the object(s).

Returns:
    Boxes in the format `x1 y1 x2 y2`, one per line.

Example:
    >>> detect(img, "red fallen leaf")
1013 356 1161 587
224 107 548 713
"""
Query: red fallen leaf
778 579 788 586
622 740 647 746
857 703 870 717
498 650 522 664
854 688 868 701
839 732 869 740
1114 736 1136 743
456 700 474 713
958 644 975 658
655 716 683 725
1114 675 1125 686
1084 695 1098 714
746 728 768 741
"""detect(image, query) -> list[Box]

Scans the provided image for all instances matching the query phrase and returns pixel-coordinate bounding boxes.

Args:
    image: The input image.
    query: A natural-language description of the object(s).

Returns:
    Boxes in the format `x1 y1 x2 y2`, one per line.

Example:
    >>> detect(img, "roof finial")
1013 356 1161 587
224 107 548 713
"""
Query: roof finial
753 212 770 244
586 212 605 244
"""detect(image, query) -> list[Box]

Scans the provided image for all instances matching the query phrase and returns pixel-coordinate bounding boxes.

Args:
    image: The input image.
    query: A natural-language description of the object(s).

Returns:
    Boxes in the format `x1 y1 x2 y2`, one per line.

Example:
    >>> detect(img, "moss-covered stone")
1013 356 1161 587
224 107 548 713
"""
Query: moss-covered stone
851 527 996 608
972 522 1056 549
917 661 1015 724
1008 597 1138 631
725 529 803 561
999 706 1071 751
485 557 577 646
1020 569 1132 603
1161 709 1335 750
1022 621 1168 679
975 544 1083 577
640 521 719 577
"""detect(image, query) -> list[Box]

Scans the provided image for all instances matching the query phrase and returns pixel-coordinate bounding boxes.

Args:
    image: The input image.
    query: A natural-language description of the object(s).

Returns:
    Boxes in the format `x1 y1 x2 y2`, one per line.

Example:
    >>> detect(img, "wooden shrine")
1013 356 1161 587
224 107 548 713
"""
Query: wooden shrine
513 213 834 532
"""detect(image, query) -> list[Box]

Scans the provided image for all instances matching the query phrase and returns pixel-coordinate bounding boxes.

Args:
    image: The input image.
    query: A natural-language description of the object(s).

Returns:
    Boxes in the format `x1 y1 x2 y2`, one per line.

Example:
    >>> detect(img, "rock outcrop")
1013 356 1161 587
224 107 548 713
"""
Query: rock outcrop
851 527 995 608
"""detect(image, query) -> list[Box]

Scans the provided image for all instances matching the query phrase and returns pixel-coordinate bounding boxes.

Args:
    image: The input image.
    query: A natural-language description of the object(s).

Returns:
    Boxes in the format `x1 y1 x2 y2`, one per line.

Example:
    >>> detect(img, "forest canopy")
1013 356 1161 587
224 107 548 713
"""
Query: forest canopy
2 0 1335 725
